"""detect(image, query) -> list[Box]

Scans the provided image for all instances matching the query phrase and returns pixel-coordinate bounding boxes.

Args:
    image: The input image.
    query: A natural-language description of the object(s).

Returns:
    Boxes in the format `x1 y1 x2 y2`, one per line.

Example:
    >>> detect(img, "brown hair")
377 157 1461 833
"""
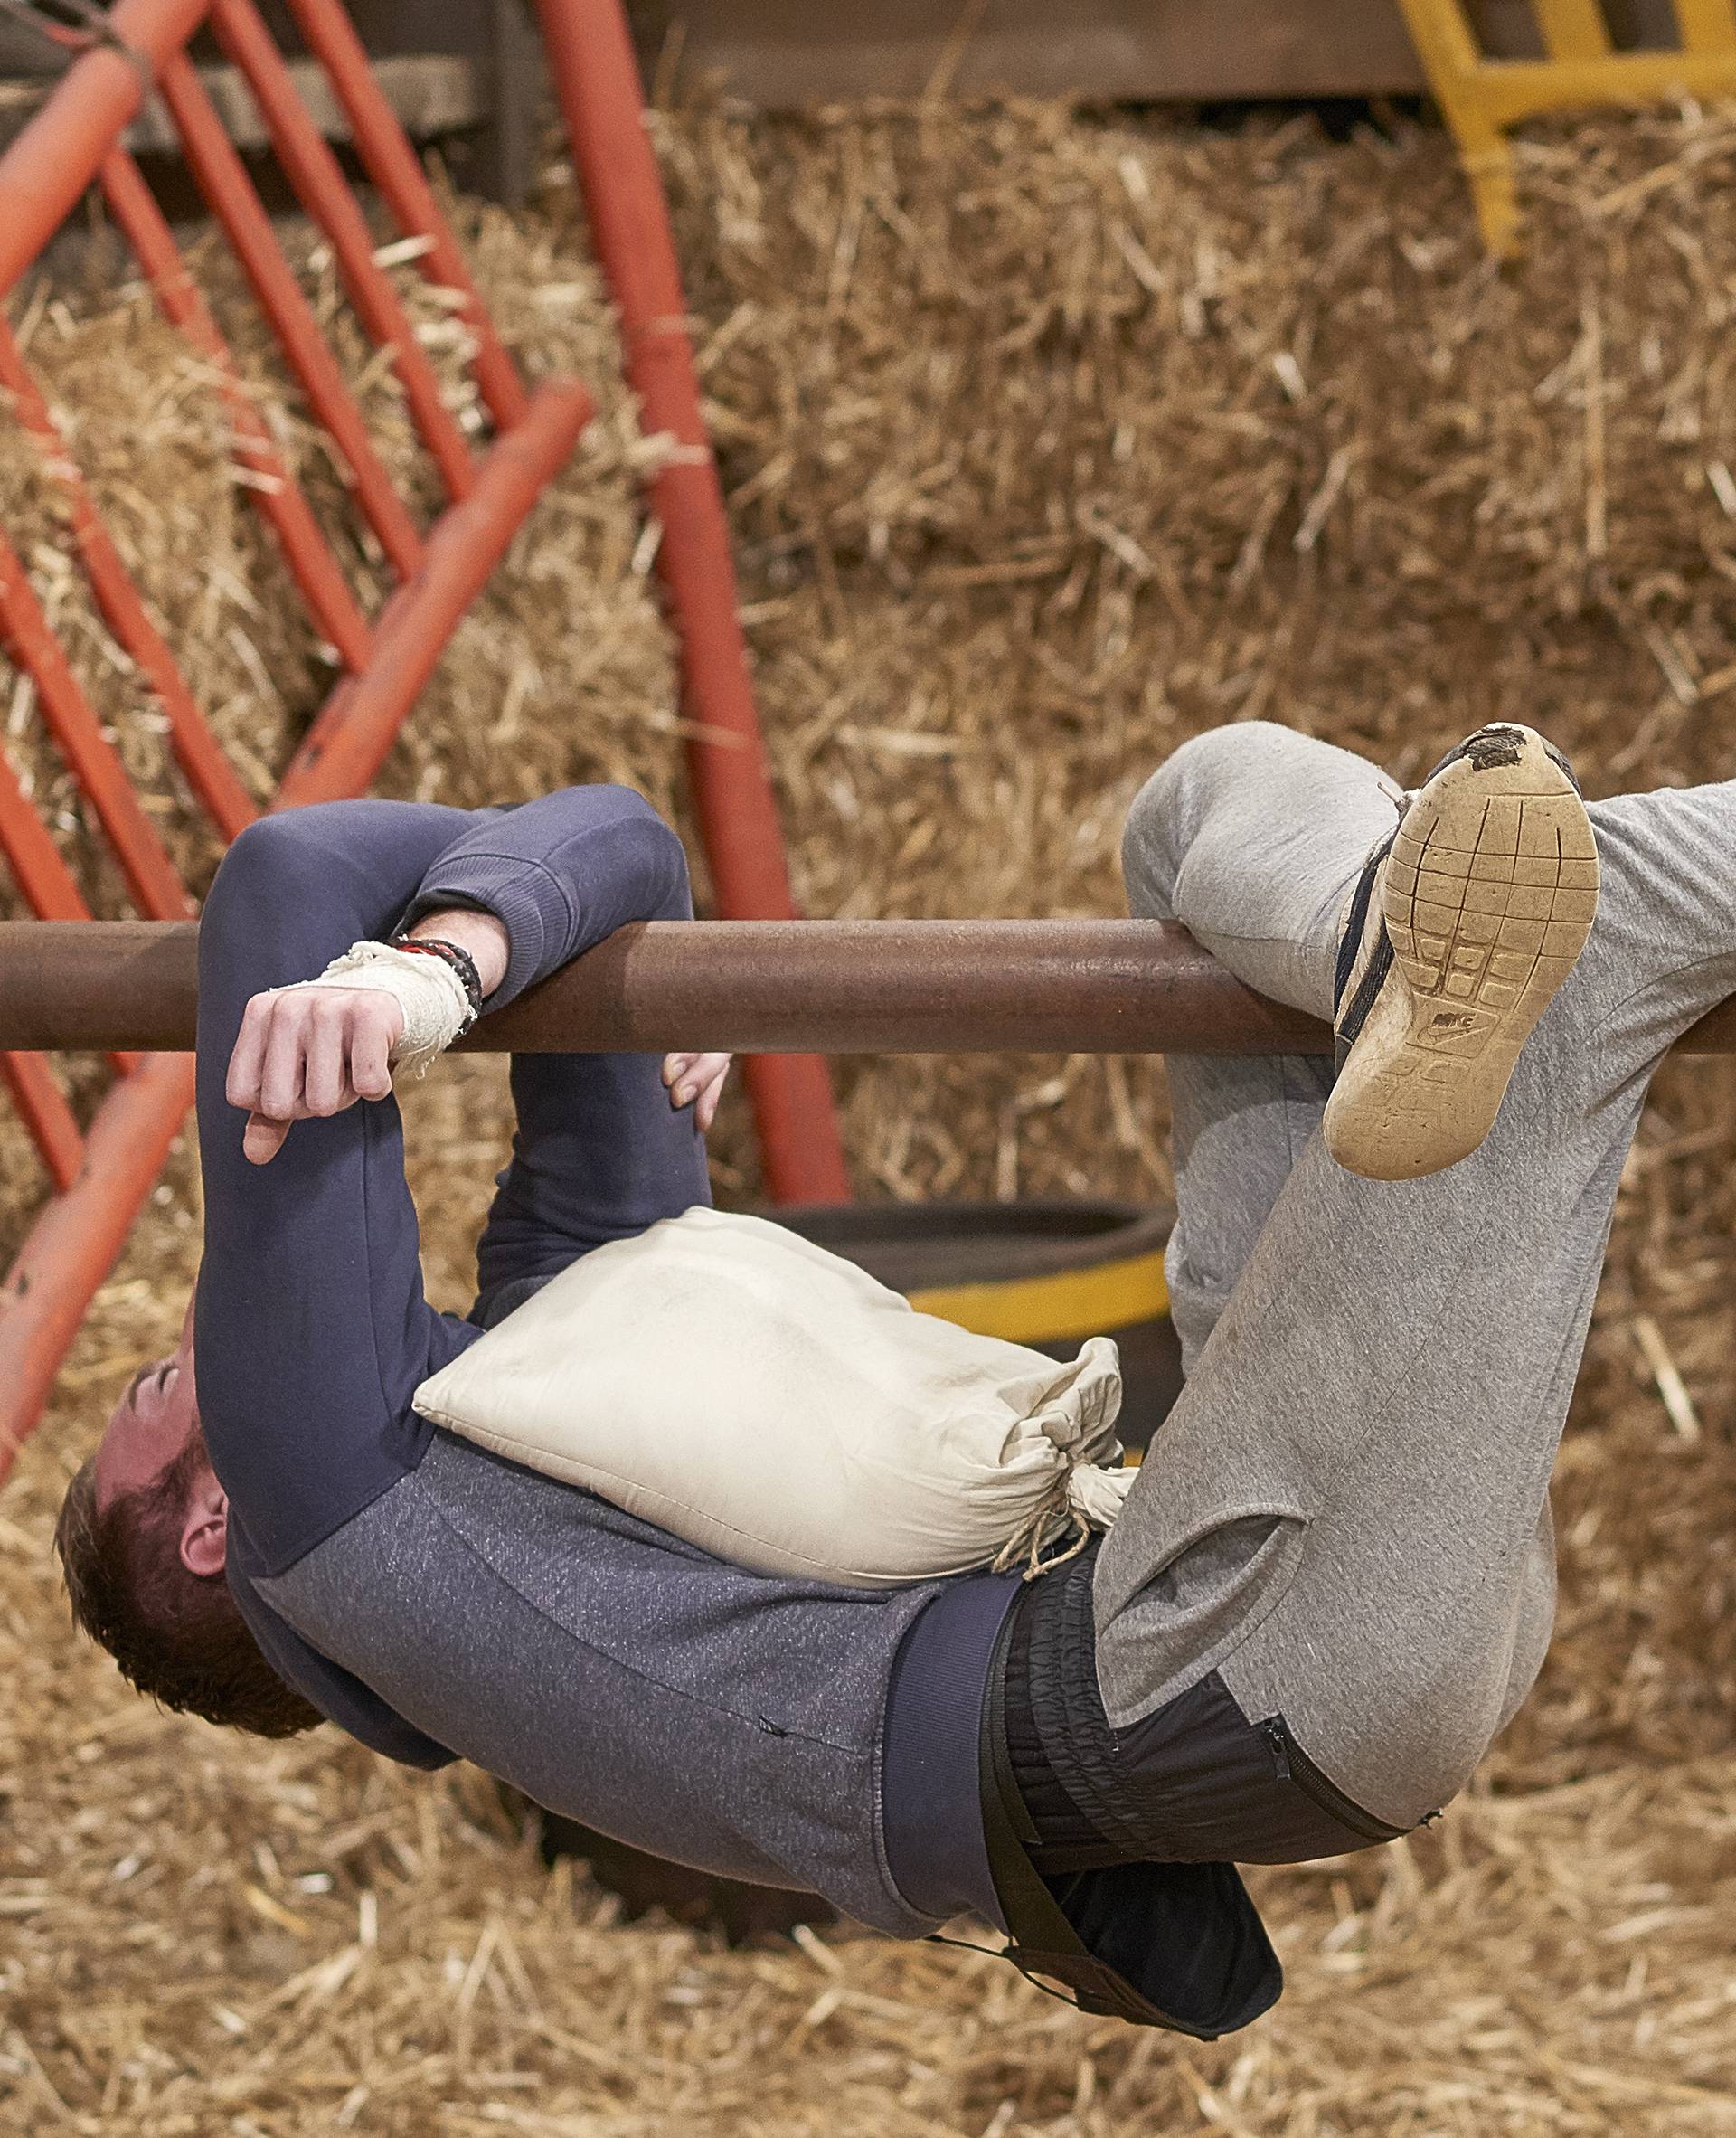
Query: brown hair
55 1435 322 1737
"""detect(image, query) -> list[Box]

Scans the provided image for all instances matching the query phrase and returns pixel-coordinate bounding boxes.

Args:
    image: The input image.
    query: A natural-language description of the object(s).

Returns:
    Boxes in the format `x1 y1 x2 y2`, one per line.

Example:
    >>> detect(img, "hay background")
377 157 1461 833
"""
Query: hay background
7 94 1736 2131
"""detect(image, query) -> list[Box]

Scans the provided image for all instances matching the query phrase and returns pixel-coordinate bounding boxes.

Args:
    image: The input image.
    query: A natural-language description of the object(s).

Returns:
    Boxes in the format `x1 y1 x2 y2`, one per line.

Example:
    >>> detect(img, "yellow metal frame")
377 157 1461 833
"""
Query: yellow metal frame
1398 0 1736 251
909 1250 1170 1347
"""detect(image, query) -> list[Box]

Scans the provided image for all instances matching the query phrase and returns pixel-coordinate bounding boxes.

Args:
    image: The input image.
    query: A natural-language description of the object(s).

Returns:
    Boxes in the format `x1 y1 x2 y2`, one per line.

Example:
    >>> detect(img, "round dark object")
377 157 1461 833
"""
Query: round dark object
769 1198 1184 1451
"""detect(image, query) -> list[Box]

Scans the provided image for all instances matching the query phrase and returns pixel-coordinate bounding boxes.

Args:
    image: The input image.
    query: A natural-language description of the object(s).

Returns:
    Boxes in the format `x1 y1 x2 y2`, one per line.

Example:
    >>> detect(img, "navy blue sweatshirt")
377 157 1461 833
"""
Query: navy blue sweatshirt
191 790 1012 1937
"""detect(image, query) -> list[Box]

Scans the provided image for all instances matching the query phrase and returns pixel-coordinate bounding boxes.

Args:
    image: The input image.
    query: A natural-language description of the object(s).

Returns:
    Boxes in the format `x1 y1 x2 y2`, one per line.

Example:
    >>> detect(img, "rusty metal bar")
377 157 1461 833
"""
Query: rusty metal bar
7 915 1733 1059
0 917 1328 1055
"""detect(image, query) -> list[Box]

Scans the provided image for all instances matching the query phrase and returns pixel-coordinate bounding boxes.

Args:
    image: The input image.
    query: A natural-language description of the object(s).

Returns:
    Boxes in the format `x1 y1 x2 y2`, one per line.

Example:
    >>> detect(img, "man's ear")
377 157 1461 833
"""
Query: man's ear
179 1475 229 1578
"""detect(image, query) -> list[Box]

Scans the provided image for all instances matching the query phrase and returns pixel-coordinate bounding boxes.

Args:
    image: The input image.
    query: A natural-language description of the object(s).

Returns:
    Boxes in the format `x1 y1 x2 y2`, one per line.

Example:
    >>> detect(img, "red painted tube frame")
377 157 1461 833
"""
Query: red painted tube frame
0 0 212 299
0 723 103 925
0 0 581 1480
0 1053 81 1194
0 387 589 1479
0 1054 194 1471
156 52 428 582
278 380 593 801
533 0 851 1208
0 705 96 1187
277 0 531 434
0 520 192 920
99 149 375 679
0 747 132 1165
0 310 258 841
208 0 478 503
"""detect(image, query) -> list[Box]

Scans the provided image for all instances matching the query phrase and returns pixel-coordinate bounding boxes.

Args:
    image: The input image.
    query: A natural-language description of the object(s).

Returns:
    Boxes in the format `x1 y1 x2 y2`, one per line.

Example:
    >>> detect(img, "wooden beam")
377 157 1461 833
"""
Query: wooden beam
622 0 1555 107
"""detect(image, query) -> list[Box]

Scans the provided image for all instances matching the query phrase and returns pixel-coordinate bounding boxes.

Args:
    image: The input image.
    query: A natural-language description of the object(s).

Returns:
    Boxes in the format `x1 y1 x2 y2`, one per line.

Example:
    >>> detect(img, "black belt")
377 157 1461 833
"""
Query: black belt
977 1594 1279 2036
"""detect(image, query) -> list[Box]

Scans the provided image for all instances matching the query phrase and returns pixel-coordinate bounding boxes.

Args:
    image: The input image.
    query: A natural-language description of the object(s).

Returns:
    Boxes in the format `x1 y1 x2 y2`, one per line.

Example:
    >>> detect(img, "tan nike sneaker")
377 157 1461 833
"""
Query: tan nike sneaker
1324 724 1599 1181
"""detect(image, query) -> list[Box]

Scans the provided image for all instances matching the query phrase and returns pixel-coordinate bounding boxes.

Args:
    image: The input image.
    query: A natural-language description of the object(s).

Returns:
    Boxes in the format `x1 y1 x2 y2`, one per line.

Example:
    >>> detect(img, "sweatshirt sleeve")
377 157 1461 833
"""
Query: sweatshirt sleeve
195 788 701 1581
420 790 717 1312
401 784 693 1004
195 799 485 1578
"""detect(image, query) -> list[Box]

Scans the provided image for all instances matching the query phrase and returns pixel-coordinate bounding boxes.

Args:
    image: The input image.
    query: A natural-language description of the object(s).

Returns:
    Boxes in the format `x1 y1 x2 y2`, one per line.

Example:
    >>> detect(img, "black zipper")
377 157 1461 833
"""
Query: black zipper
1260 1717 1406 1844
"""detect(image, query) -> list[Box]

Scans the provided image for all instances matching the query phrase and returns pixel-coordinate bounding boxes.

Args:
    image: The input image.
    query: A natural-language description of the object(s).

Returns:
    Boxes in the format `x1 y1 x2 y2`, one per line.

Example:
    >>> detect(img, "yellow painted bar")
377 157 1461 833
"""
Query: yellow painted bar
1401 0 1736 251
1476 47 1736 122
908 1249 1170 1347
1394 0 1483 82
1533 0 1615 62
1673 0 1736 53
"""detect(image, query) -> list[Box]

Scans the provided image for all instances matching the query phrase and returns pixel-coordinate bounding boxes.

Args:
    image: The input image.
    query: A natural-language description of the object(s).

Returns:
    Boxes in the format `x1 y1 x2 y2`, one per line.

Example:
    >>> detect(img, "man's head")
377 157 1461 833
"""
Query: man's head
55 1301 319 1736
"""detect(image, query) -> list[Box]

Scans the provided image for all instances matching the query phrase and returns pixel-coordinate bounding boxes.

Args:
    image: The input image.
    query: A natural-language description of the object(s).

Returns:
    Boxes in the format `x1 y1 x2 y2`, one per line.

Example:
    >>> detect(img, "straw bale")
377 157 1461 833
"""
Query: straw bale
9 92 1736 2131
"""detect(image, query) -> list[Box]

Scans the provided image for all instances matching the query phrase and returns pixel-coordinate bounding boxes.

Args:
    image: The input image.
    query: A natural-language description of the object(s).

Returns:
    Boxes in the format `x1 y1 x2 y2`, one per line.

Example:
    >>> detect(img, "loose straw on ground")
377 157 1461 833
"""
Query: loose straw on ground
6 95 1736 2134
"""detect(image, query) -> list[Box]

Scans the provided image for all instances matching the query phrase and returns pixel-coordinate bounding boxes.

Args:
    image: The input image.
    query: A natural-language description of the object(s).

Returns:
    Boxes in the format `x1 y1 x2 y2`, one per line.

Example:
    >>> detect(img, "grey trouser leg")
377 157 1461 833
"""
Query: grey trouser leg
1095 721 1736 1830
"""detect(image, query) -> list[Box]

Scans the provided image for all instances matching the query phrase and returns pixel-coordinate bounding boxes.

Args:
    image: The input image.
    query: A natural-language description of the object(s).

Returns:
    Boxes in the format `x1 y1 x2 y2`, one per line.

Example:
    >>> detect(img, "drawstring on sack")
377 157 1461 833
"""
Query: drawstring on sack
993 1471 1103 1582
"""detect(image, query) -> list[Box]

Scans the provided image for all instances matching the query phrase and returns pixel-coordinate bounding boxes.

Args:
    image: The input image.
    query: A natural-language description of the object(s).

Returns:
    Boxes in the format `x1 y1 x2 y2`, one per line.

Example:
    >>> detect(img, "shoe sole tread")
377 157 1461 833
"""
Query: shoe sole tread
1325 733 1599 1179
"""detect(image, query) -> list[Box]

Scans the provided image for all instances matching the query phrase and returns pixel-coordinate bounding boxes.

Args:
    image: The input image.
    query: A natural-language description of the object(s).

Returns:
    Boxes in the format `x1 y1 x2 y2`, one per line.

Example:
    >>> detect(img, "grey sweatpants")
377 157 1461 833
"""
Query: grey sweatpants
1094 722 1735 1831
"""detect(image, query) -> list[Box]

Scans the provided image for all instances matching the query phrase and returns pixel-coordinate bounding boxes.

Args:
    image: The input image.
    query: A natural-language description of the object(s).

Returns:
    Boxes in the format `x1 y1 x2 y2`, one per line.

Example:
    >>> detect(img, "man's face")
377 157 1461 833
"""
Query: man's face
92 1297 201 1516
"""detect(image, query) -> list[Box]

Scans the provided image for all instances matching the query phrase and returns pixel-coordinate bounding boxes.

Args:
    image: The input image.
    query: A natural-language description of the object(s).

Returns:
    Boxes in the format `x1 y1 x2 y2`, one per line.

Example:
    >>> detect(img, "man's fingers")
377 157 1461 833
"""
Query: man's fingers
226 991 277 1112
230 987 401 1147
350 1011 393 1102
302 998 348 1117
664 1051 731 1130
257 999 307 1124
242 1111 291 1166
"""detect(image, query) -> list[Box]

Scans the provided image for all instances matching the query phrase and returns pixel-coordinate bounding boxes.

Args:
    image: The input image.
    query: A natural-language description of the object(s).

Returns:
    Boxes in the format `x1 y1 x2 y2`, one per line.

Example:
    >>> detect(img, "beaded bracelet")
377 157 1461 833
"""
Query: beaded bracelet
388 933 485 1036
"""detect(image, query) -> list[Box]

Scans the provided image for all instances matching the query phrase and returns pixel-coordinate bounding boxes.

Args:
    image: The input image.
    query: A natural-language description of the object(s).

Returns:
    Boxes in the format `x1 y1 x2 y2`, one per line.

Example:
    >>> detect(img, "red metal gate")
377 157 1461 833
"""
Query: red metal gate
0 0 590 1480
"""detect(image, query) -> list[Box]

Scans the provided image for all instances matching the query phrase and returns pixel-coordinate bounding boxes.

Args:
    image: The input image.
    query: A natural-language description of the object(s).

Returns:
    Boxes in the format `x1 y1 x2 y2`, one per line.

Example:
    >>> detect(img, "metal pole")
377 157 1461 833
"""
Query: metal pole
156 53 428 582
533 0 853 1205
7 916 1732 1057
274 381 592 804
276 0 531 432
0 0 212 299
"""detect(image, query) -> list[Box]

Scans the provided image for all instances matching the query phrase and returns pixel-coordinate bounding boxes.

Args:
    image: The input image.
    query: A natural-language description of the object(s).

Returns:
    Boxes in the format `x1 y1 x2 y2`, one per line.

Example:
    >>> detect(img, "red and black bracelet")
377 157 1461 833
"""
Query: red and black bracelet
388 933 485 1037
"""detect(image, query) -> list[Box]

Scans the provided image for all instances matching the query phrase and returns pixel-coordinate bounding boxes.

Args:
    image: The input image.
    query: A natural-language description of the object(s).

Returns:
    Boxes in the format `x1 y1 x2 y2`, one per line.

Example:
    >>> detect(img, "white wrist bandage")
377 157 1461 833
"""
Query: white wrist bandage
285 940 473 1081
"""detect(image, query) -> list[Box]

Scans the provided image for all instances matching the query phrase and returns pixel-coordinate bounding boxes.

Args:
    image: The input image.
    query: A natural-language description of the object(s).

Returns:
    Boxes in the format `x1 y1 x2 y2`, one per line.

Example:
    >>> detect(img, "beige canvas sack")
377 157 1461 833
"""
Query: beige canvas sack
412 1206 1134 1586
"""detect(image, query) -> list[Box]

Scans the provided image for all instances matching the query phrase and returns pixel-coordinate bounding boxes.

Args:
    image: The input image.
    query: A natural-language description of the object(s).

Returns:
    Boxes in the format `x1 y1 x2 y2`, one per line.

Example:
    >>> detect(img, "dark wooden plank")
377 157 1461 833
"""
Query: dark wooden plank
625 0 1690 108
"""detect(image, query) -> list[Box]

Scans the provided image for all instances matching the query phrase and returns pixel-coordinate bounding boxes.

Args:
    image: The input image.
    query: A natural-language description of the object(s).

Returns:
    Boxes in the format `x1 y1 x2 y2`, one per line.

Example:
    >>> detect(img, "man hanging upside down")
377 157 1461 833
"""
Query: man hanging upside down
55 720 1714 2033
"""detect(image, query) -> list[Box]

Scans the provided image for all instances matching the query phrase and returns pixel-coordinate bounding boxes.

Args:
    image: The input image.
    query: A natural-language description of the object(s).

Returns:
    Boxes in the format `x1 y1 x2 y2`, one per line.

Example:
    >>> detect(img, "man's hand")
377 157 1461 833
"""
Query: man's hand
228 986 404 1166
662 1051 731 1134
230 908 510 1166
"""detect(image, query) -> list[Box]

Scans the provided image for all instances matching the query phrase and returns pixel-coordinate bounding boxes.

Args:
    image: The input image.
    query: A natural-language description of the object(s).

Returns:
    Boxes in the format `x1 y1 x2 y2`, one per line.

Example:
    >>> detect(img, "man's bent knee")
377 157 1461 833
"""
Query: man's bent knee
1122 724 1313 920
